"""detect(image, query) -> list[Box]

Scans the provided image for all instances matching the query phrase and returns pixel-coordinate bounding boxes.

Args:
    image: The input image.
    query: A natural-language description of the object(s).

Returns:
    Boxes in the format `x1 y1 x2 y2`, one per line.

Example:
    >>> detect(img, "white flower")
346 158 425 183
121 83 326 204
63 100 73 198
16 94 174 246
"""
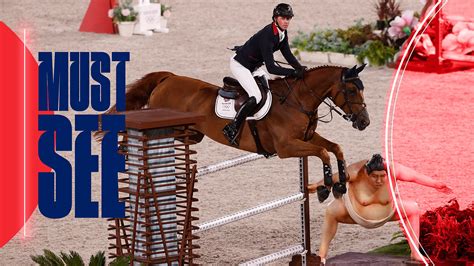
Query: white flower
121 8 131 16
163 10 171 18
108 9 114 18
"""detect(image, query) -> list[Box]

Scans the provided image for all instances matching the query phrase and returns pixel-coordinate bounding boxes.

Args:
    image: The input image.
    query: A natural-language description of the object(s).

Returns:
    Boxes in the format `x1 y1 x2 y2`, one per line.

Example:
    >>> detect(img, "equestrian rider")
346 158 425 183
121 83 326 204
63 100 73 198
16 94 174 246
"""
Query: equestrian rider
223 3 306 145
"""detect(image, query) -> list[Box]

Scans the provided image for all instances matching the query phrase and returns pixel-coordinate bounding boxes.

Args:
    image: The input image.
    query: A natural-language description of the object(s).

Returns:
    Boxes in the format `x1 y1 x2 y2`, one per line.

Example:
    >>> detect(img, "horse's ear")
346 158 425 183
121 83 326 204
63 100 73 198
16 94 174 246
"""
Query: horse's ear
356 64 367 74
344 65 357 79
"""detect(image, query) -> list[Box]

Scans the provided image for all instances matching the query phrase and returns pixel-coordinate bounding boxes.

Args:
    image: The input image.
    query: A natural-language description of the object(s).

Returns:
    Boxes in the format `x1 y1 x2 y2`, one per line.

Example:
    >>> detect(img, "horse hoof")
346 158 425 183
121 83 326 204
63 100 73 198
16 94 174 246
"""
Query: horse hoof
332 182 347 198
316 186 331 203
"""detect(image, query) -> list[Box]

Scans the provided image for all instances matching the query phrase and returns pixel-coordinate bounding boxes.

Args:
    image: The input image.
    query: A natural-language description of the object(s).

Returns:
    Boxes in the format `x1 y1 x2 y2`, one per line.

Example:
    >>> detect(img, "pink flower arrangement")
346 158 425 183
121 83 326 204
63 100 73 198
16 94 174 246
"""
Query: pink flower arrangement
442 21 474 55
108 0 137 23
388 10 419 40
121 8 131 17
161 4 172 18
163 9 171 19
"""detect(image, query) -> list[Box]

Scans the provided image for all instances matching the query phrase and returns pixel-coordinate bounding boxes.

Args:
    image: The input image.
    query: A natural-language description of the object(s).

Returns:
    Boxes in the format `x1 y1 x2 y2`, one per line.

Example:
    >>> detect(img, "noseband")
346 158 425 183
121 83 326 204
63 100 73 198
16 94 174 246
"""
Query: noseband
330 75 367 122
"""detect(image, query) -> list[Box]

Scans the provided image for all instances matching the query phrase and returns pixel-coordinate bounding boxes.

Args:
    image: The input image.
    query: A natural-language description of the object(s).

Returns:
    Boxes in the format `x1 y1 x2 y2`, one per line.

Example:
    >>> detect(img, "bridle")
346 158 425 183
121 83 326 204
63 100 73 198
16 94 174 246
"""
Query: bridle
272 68 367 140
329 75 367 123
275 70 366 121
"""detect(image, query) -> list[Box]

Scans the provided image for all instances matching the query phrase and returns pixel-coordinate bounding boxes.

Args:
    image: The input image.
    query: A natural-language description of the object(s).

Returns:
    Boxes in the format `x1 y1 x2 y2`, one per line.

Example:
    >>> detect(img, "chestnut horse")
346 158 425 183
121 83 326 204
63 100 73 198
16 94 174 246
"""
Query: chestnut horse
100 65 370 199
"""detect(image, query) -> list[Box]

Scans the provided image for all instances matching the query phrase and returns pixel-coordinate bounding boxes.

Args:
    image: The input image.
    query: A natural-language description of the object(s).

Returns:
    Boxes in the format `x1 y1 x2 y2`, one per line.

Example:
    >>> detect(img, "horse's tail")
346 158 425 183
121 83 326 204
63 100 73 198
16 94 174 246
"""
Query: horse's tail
94 71 174 140
107 71 174 114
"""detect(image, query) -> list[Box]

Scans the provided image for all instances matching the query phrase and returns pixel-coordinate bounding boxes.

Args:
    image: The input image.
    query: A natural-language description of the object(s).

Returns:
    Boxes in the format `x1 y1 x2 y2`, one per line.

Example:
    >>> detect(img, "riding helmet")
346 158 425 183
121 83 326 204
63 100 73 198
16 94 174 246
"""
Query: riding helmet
273 3 294 18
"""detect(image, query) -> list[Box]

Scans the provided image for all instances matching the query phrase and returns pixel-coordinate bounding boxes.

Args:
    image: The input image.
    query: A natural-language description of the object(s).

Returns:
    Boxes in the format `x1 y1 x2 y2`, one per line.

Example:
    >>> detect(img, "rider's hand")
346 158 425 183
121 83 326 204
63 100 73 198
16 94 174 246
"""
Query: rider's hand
290 67 305 79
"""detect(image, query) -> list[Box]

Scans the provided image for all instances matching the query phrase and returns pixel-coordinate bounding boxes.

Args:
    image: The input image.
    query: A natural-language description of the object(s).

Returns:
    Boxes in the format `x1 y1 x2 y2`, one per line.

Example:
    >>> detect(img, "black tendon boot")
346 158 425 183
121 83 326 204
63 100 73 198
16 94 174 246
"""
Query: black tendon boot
316 163 333 203
332 160 348 198
223 96 257 146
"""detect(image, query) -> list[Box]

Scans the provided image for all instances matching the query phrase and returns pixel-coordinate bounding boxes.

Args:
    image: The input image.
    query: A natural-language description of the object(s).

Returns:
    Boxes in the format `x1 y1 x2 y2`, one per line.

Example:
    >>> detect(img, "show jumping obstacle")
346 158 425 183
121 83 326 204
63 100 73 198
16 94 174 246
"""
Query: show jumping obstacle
109 108 320 265
195 154 318 265
109 109 204 265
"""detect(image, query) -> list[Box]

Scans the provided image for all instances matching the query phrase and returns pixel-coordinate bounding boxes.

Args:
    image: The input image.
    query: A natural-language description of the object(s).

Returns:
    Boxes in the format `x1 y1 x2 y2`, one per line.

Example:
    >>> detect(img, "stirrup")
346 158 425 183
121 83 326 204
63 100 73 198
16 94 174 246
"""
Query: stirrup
223 123 240 146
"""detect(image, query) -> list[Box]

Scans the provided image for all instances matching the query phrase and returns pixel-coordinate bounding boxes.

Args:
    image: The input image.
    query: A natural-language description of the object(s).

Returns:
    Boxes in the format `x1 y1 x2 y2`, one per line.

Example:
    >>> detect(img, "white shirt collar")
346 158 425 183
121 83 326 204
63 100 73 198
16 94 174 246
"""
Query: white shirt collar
277 25 285 42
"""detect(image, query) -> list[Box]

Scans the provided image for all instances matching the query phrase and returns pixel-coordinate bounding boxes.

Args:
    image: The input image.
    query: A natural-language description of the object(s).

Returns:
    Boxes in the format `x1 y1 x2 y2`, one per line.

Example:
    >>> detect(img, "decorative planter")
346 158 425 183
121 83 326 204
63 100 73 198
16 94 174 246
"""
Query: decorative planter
117 21 135 37
327 52 358 66
295 50 359 66
160 18 168 30
298 51 329 64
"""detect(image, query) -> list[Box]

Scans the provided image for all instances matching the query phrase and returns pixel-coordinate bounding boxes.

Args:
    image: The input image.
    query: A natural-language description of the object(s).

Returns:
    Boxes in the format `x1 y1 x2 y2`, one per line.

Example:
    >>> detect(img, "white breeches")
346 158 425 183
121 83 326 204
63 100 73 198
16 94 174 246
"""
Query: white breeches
229 55 269 104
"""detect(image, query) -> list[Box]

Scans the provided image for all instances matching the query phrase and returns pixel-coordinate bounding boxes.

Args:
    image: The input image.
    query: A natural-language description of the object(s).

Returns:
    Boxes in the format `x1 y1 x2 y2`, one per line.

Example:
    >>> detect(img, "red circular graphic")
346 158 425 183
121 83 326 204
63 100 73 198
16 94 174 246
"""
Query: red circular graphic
0 22 52 248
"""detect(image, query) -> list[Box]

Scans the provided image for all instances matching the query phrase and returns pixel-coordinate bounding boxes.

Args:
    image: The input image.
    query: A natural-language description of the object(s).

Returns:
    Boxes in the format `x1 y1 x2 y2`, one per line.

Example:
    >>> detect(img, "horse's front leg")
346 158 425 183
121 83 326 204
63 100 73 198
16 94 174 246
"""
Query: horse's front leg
274 138 334 200
307 133 349 201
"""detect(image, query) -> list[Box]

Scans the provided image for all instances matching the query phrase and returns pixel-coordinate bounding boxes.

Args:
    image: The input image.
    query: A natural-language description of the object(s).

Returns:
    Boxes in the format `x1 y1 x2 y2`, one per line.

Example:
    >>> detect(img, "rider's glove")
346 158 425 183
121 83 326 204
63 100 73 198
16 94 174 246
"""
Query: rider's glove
290 67 305 79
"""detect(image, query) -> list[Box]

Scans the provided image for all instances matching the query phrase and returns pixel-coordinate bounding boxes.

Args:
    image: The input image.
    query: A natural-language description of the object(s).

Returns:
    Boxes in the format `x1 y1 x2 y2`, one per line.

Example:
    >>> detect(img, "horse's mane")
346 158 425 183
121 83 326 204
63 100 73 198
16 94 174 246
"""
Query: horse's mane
271 65 346 81
307 65 346 72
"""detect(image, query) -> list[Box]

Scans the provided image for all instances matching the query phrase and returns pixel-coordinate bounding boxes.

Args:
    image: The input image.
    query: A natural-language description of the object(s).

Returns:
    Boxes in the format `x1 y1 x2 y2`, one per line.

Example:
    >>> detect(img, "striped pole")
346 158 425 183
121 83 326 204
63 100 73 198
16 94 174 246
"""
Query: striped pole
239 245 304 266
196 153 265 178
194 193 304 233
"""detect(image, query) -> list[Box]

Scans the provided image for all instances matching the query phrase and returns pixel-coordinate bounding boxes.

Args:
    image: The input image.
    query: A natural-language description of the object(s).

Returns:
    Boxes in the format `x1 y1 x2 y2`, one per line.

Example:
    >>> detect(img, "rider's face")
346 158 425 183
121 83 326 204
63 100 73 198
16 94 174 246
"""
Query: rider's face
275 16 292 30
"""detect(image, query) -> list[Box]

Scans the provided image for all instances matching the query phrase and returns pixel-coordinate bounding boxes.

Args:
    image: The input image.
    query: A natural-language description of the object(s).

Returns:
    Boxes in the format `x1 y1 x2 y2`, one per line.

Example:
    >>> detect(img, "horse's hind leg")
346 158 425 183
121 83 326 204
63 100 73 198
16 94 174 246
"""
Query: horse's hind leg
307 133 349 200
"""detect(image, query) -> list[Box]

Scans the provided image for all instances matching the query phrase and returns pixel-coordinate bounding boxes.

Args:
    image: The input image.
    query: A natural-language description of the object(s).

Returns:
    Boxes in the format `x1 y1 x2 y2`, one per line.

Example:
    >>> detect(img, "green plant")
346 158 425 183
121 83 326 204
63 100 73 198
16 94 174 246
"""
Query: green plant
291 20 401 66
336 20 374 46
108 0 138 23
108 255 130 266
291 20 378 55
356 40 396 66
31 250 85 266
31 249 129 266
292 29 358 55
89 251 106 266
369 231 411 256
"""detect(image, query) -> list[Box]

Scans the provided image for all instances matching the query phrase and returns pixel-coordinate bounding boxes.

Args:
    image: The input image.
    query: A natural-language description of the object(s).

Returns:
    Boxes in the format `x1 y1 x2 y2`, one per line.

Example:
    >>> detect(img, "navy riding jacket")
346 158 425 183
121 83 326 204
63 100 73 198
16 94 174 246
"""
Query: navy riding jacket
234 22 301 76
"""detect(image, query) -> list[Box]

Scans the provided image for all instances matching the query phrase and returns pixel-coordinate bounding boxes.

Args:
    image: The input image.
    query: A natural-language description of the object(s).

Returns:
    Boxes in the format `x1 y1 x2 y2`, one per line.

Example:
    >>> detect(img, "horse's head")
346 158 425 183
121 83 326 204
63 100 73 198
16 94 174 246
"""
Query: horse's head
328 65 370 130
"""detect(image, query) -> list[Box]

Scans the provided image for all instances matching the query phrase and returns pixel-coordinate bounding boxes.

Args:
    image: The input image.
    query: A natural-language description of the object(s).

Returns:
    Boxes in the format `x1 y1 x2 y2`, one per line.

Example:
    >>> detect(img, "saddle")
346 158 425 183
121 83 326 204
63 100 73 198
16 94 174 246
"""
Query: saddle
217 76 273 158
218 76 269 114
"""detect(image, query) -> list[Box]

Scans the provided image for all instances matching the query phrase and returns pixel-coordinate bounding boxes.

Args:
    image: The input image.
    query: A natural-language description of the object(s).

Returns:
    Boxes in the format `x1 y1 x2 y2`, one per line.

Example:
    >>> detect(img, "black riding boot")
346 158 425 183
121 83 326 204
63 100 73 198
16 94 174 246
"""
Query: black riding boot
223 96 257 146
255 75 269 91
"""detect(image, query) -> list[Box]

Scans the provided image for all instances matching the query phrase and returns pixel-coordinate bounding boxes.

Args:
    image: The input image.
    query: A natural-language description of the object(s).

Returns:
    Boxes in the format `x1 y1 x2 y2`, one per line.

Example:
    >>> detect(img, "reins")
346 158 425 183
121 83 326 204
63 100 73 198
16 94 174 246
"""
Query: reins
272 62 352 123
274 61 338 122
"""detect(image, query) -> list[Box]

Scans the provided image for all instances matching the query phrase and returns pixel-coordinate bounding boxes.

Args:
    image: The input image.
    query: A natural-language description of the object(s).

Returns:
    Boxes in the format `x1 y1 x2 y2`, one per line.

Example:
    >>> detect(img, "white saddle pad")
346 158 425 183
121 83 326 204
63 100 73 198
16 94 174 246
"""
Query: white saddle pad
215 91 272 120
